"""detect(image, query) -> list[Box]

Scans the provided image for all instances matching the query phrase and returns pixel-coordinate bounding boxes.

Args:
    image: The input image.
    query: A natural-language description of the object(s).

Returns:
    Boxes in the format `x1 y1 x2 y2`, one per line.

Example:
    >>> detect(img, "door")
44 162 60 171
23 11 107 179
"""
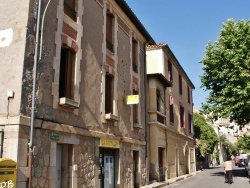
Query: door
176 148 179 177
104 155 115 188
133 151 139 188
158 148 164 181
56 145 62 188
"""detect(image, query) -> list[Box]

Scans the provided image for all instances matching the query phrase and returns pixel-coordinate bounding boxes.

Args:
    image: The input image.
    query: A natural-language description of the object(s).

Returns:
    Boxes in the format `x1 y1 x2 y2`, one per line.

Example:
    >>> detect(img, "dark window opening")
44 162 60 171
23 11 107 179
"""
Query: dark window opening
106 12 114 52
59 46 75 100
179 74 182 95
169 96 174 123
168 61 173 82
105 74 114 114
64 0 77 21
188 113 192 133
132 38 138 73
187 86 191 104
180 105 185 128
133 90 138 124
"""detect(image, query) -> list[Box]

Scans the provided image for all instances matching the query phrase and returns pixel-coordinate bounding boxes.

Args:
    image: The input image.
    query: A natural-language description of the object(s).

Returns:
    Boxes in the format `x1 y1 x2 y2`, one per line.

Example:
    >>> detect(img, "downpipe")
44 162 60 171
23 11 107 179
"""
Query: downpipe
28 0 42 187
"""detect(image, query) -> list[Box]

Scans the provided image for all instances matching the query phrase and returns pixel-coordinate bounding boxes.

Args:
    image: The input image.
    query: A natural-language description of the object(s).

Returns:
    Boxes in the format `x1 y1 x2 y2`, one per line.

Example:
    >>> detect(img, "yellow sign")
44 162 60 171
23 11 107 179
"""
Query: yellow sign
100 139 120 148
126 95 139 104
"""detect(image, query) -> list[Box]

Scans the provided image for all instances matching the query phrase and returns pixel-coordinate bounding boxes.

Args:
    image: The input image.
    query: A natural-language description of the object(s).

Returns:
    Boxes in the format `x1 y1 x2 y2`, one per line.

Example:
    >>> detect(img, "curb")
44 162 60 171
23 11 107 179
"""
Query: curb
141 170 202 188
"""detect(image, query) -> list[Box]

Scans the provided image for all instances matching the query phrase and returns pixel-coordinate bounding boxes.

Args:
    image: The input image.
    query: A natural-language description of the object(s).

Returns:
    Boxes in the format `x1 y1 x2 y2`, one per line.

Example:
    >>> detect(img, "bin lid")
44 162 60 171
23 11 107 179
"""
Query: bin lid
0 158 17 169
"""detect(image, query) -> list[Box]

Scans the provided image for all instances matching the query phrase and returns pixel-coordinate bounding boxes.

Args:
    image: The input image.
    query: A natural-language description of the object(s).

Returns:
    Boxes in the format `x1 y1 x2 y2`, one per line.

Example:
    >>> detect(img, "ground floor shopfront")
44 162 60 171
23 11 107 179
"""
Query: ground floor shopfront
0 118 147 188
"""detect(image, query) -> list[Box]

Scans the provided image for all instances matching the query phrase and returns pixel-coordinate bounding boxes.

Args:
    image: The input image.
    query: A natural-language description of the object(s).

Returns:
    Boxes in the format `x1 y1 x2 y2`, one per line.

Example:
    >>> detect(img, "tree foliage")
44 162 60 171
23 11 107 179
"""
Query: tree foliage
219 134 238 156
193 113 219 159
236 135 250 153
200 19 250 126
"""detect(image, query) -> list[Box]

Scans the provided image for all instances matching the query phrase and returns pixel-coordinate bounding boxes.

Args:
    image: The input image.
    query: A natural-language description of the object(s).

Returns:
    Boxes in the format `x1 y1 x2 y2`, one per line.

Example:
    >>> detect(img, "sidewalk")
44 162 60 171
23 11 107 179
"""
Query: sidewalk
140 170 202 188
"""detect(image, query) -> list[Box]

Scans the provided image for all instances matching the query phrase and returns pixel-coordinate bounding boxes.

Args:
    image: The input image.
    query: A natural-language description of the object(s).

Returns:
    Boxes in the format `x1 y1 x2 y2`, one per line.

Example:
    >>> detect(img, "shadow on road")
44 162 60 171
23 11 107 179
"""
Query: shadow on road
210 167 247 178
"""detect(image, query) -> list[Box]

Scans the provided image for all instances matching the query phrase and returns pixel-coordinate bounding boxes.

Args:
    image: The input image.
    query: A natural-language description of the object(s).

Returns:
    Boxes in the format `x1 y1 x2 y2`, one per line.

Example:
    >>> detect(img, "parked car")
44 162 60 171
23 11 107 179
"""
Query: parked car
245 162 250 184
238 159 246 167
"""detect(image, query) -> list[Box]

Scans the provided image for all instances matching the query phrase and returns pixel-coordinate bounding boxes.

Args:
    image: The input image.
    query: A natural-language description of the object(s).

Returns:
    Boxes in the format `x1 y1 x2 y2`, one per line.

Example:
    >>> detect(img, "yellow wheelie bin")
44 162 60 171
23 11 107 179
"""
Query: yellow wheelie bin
0 158 17 188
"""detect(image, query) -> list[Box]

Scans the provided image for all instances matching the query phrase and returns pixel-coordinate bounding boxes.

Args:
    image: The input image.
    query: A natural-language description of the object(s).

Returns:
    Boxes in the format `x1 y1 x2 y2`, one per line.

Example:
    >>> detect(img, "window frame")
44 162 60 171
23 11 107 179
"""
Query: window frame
188 113 192 133
180 105 185 128
187 86 191 104
106 11 114 53
168 61 173 82
132 38 138 73
132 90 139 124
105 73 114 114
179 74 182 95
59 46 76 100
169 95 174 123
64 0 77 22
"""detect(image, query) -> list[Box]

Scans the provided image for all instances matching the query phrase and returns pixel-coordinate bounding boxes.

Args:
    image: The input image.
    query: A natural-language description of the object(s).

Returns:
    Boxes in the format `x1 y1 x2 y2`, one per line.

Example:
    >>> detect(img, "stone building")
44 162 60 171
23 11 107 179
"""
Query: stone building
146 44 196 182
0 0 155 187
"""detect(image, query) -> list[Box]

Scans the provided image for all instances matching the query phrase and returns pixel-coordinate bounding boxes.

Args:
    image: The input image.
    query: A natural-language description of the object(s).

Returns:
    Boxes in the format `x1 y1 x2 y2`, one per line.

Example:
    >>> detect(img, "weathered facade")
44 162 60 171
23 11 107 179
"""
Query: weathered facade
0 0 154 187
146 44 196 182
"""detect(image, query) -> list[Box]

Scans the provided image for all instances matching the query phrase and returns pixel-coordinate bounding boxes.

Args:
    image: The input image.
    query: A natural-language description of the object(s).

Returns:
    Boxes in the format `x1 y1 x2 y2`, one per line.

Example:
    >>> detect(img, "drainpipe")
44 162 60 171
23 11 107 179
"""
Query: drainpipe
28 0 42 187
39 0 52 60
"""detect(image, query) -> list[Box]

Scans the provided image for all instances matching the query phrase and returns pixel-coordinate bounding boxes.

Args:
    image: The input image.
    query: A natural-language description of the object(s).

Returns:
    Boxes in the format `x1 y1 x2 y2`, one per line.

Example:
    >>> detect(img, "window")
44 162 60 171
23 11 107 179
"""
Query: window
59 46 76 100
179 74 182 95
187 86 191 104
64 0 77 21
168 61 173 82
180 105 185 128
132 38 138 73
106 12 114 52
133 90 138 124
105 74 114 114
157 89 165 114
188 113 192 133
169 95 174 123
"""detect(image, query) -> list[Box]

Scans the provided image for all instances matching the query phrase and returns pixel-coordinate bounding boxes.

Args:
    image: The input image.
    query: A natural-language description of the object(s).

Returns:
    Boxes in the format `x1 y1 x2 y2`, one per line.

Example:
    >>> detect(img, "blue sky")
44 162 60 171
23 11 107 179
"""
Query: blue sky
125 0 250 109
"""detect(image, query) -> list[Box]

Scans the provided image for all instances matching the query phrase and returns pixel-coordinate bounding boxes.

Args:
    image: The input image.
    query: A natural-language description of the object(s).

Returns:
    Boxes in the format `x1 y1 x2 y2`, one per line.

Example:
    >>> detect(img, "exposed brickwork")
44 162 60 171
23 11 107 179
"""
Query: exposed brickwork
61 34 68 45
106 55 115 68
63 22 77 40
71 40 79 52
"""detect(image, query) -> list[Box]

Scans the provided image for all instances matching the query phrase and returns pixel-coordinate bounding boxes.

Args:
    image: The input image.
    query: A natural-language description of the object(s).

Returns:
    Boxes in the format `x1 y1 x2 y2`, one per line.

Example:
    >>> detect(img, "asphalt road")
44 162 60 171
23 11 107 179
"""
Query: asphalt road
164 166 249 188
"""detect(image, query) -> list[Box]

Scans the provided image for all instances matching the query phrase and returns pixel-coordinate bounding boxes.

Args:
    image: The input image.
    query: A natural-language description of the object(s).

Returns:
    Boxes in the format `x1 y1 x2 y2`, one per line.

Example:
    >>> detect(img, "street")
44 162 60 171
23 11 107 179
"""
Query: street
164 166 249 188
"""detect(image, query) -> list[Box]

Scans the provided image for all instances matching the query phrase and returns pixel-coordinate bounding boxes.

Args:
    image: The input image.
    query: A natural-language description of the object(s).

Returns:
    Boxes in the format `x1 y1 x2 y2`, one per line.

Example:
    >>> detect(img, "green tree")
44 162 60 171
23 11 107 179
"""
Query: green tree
236 135 250 153
193 113 219 160
200 19 250 126
219 134 238 156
